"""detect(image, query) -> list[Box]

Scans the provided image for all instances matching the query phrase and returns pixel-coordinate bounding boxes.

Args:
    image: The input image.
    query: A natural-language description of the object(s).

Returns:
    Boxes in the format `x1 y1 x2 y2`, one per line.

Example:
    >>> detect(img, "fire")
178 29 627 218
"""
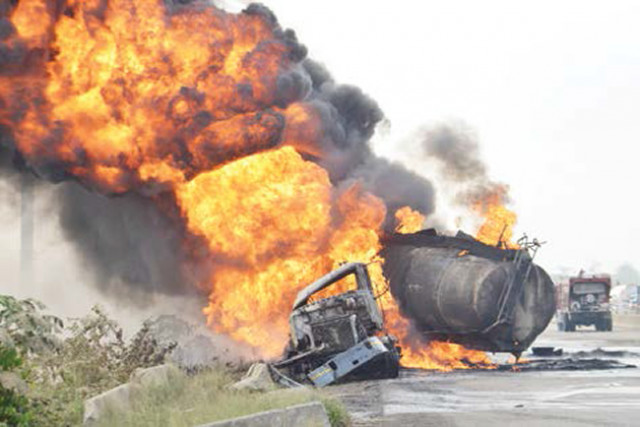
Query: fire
378 276 494 371
2 1 493 371
474 186 518 248
3 0 302 193
394 206 424 234
175 146 386 356
2 0 395 360
401 341 494 371
388 208 494 370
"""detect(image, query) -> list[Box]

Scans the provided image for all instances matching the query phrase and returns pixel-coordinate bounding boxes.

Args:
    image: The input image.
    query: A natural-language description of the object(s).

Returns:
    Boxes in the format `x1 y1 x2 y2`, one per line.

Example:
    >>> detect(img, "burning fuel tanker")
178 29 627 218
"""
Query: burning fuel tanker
381 229 556 356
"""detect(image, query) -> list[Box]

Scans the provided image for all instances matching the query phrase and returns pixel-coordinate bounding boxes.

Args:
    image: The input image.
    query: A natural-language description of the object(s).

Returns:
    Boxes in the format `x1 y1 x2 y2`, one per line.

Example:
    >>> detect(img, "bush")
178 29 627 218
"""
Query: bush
0 346 33 426
1 296 177 426
0 295 352 426
0 295 62 354
0 295 62 426
30 306 177 425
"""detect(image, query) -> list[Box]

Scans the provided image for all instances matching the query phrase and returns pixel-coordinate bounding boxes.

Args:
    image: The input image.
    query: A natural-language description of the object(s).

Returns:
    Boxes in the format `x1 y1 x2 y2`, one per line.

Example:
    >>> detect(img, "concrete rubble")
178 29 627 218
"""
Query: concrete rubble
83 364 180 426
130 363 181 389
195 401 330 427
83 382 134 426
229 362 278 392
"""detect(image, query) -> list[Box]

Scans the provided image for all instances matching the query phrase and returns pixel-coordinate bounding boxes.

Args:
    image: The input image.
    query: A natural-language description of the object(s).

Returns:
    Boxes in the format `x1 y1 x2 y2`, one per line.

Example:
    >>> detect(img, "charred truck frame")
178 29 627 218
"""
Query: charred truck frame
275 230 556 385
275 263 400 386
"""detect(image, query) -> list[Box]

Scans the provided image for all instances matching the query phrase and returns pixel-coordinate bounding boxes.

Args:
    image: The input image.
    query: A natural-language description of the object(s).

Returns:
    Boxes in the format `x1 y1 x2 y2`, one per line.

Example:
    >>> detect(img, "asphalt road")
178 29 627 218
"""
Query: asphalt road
329 314 640 426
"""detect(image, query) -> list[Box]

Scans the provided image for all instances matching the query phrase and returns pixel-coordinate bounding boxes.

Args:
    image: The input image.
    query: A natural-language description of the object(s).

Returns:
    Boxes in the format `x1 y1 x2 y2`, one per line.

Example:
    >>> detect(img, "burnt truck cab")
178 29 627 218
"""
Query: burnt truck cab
275 262 400 386
556 274 613 332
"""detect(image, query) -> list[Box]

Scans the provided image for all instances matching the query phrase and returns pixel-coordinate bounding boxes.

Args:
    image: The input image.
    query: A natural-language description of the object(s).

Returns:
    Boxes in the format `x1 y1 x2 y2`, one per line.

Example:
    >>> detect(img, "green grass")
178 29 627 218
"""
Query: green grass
95 366 350 427
319 395 351 427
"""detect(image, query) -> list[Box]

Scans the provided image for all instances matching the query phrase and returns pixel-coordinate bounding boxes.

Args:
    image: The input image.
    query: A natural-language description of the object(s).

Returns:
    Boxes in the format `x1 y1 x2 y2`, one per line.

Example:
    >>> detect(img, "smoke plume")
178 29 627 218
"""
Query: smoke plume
56 183 207 298
421 122 509 207
0 0 435 304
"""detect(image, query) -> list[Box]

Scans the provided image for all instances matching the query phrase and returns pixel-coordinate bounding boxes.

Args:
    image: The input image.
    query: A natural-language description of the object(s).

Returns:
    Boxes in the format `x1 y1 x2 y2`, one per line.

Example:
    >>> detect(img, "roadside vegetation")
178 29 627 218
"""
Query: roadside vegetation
94 368 349 427
0 294 350 426
0 295 174 425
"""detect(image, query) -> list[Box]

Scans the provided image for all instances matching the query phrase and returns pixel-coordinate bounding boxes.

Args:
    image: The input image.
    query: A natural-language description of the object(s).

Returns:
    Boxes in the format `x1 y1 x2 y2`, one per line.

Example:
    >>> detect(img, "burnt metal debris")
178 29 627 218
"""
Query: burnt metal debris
274 262 400 387
274 230 558 385
381 229 556 358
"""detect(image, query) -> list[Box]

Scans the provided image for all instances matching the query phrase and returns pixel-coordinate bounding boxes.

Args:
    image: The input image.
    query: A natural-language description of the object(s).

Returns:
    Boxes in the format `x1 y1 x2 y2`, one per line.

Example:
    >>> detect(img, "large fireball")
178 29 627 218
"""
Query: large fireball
1 0 498 369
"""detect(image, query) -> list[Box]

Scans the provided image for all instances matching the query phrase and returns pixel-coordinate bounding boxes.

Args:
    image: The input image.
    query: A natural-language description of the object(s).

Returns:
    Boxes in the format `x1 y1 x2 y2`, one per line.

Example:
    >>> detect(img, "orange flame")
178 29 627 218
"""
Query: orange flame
387 207 494 370
4 0 306 193
394 206 424 234
474 187 518 248
174 147 387 357
3 1 493 371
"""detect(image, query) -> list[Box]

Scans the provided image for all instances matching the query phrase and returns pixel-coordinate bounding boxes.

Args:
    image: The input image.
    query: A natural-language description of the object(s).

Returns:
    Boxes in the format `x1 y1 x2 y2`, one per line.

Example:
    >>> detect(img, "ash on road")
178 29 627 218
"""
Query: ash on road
327 314 640 426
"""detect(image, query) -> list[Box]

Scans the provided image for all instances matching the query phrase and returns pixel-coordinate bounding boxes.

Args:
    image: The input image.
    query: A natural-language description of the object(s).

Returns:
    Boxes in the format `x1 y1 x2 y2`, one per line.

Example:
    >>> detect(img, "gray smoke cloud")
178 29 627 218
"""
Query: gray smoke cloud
422 123 486 182
421 122 508 206
0 125 22 180
351 155 435 228
55 183 208 300
299 58 436 223
0 1 436 304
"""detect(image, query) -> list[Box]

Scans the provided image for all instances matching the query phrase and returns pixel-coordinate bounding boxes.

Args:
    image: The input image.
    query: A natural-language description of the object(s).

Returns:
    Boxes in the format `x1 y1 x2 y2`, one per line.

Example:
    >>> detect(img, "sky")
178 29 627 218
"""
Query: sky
248 0 640 275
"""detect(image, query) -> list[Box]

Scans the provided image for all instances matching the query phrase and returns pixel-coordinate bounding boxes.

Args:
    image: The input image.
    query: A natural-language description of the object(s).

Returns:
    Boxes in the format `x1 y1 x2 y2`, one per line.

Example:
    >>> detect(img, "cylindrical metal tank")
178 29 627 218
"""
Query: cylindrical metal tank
381 230 556 354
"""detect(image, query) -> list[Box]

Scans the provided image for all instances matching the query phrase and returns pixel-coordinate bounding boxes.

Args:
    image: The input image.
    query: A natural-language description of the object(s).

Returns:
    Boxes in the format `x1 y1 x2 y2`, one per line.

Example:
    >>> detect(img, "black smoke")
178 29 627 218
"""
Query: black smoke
56 183 208 299
351 156 435 228
0 1 436 302
296 58 436 223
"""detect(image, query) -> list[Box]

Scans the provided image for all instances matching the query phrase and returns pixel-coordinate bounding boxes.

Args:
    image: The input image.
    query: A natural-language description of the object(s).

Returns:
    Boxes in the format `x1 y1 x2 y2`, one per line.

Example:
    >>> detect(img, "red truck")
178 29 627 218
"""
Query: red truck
556 272 613 331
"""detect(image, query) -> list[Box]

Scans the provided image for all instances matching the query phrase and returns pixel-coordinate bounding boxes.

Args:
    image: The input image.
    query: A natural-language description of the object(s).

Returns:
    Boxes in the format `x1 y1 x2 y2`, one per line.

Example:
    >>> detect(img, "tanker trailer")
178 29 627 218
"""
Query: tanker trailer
381 229 556 357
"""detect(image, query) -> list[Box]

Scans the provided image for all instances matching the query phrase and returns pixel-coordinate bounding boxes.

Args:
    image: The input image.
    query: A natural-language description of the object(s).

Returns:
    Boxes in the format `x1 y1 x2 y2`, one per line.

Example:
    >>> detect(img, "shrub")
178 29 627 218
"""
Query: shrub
0 295 62 354
320 396 351 427
1 296 177 426
30 306 176 425
0 346 33 426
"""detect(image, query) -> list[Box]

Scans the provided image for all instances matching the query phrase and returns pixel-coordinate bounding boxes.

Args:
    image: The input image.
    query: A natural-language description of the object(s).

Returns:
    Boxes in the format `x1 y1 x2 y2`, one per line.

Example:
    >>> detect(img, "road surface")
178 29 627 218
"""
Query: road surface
328 314 640 426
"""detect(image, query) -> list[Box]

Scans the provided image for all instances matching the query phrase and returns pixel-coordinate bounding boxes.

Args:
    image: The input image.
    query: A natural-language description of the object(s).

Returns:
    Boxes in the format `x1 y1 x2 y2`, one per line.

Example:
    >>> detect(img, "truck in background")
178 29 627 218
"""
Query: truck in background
556 272 613 332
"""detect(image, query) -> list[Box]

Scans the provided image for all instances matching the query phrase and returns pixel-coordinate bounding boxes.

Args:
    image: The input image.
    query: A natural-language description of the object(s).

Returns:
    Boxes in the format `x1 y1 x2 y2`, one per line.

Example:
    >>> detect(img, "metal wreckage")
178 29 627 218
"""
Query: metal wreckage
273 262 400 387
262 229 556 387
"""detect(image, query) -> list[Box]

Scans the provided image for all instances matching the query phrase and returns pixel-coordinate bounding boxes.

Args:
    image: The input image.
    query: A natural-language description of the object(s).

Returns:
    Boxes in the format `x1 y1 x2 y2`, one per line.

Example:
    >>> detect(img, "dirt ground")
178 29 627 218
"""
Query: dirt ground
328 314 640 426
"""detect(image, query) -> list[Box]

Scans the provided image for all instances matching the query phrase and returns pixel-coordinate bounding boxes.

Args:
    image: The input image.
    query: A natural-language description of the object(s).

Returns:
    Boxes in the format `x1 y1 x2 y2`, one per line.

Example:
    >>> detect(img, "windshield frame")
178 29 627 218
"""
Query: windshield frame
572 281 607 295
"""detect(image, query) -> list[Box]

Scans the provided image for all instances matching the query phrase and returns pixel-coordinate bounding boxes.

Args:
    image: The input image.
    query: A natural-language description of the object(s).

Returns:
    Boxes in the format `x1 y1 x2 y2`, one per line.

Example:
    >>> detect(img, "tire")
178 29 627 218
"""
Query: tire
596 317 613 331
595 319 603 331
566 319 575 332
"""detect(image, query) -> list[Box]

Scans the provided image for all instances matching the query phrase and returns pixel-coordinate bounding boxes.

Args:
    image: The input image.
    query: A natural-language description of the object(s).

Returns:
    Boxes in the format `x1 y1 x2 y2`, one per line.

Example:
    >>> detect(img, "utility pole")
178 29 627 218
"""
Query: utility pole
20 173 34 287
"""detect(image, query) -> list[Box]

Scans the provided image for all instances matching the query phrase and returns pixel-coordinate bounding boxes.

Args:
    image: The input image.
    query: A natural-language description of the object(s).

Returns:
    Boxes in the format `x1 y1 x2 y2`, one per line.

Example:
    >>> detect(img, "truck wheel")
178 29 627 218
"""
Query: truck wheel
595 320 603 331
566 320 575 332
